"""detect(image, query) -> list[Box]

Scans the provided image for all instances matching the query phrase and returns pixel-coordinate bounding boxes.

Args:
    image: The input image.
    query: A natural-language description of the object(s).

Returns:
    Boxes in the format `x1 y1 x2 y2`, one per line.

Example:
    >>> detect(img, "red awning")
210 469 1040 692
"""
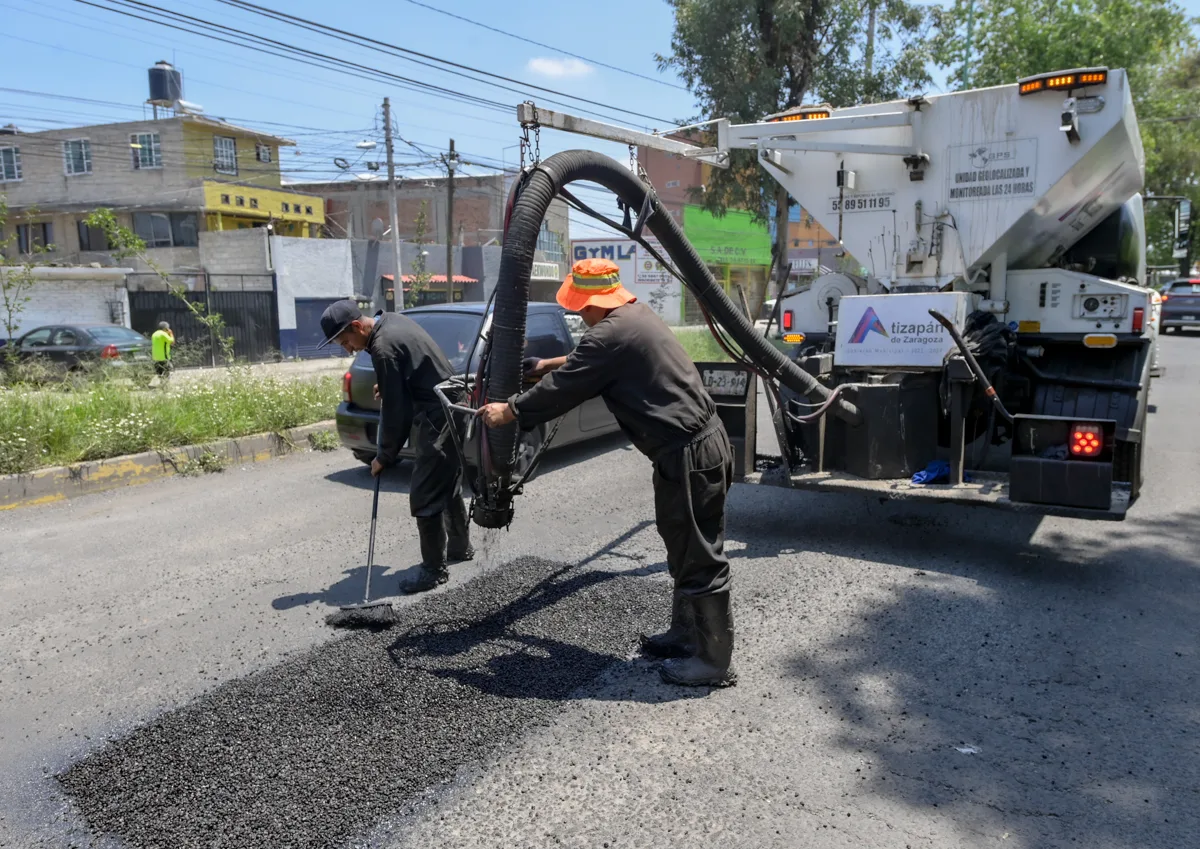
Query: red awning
381 274 478 284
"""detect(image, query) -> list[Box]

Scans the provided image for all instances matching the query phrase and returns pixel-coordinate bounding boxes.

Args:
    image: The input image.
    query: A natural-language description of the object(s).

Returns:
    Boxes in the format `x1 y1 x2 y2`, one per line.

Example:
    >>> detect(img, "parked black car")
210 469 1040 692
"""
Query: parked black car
1161 279 1200 332
335 302 621 470
6 324 152 369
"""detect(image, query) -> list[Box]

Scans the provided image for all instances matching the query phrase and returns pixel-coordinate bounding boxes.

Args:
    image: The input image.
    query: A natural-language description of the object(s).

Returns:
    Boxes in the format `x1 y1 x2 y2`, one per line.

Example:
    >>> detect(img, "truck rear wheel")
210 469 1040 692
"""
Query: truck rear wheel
1114 437 1144 502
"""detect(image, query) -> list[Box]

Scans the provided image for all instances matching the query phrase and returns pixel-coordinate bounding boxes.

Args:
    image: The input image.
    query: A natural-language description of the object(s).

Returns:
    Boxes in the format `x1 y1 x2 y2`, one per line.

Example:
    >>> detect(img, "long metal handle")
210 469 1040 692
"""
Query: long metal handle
363 410 384 603
363 471 381 603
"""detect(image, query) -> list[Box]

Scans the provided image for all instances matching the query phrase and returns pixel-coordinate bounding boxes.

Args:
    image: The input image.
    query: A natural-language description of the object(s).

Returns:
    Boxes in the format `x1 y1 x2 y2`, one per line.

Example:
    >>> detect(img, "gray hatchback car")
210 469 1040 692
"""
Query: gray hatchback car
1161 278 1200 333
335 302 621 470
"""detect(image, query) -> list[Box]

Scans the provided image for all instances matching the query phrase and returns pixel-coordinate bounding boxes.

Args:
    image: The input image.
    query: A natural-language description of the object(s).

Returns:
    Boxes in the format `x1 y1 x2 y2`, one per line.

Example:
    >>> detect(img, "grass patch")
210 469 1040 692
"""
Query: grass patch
307 429 339 452
671 325 790 363
672 326 734 362
179 450 226 477
0 370 340 475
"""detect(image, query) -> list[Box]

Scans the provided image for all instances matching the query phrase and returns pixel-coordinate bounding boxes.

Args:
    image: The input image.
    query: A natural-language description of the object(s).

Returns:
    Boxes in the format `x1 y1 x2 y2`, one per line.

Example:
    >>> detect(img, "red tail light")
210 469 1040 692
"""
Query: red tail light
782 309 794 331
1161 294 1169 302
1132 307 1144 333
342 371 352 403
1070 423 1103 458
100 344 119 360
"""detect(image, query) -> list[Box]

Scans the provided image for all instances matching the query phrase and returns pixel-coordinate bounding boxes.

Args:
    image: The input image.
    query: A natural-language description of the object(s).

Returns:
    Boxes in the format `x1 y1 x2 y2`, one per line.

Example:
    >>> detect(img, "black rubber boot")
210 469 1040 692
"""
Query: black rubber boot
639 591 693 659
444 497 474 563
659 593 737 687
400 515 449 594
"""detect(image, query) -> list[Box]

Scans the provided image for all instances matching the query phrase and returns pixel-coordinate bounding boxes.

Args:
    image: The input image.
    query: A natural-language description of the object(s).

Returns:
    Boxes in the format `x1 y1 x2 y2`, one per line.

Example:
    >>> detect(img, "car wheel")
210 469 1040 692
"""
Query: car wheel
352 449 375 465
512 425 545 482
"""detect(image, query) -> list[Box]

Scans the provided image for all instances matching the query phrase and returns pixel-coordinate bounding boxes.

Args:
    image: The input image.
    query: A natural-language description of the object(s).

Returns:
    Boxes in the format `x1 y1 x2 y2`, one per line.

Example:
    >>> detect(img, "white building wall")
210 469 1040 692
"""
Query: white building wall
270 236 352 356
1 268 132 339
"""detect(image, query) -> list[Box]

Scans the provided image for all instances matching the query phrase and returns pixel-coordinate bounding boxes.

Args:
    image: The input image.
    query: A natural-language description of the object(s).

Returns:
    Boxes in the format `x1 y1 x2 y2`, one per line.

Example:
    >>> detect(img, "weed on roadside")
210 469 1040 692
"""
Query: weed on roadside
0 373 339 474
179 450 226 477
308 429 339 452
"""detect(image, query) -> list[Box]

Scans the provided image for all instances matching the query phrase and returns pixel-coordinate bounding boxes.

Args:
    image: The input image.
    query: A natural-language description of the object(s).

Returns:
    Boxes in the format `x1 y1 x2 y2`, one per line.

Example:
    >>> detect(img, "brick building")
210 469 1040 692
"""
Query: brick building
0 113 325 274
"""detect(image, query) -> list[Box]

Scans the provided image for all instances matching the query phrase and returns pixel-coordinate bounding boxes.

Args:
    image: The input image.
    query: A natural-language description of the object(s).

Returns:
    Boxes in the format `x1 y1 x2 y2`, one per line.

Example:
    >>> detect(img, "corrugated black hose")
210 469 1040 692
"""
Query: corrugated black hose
485 150 861 485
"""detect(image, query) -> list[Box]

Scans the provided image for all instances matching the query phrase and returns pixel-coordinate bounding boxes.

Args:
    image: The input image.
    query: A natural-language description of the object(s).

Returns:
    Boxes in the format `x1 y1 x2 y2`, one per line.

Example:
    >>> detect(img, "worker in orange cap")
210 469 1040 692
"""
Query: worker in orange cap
477 258 736 688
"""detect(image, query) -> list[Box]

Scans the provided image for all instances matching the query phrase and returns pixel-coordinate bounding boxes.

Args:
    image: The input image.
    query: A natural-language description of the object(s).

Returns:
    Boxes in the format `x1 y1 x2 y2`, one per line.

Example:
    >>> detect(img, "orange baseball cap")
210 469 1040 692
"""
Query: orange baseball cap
556 258 637 313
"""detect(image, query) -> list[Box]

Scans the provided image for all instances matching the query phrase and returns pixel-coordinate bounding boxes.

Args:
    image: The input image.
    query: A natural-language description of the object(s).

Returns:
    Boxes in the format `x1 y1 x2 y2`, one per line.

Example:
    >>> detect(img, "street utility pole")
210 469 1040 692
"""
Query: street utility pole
383 97 403 310
443 139 458 302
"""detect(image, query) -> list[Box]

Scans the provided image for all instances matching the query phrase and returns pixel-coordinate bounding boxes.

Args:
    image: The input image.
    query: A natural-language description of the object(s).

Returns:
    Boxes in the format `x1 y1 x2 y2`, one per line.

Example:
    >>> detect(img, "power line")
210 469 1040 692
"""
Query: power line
77 0 660 127
5 0 524 135
207 0 674 125
396 0 687 92
72 0 515 115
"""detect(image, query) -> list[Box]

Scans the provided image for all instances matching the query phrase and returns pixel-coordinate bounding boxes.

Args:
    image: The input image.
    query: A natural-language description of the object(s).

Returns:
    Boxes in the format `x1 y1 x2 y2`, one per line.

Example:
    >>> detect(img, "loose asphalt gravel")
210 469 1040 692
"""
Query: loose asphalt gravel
3 335 1199 849
57 556 668 849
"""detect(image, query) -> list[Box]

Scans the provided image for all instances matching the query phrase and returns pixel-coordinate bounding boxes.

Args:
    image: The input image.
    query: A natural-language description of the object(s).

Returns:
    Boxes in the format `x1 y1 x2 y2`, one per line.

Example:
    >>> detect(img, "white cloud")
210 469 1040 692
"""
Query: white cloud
527 57 593 78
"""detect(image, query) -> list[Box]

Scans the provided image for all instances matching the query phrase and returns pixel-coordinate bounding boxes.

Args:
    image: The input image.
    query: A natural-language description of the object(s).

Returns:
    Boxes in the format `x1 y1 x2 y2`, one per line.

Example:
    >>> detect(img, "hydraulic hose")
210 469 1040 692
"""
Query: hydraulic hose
486 149 861 477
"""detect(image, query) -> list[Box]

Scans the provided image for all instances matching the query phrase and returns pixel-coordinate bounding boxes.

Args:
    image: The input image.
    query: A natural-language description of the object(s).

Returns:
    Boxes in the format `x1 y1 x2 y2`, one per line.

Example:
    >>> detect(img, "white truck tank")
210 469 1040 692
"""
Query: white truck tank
755 70 1144 288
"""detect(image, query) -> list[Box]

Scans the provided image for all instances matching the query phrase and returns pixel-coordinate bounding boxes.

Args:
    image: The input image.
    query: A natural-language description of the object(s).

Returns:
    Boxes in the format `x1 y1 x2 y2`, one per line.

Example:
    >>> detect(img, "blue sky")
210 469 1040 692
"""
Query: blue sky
2 0 1199 238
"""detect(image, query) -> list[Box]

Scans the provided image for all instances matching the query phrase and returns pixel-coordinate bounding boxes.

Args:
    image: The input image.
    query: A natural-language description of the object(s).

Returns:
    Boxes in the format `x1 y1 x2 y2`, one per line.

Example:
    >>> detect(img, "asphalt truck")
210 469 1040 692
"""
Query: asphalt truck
441 67 1167 528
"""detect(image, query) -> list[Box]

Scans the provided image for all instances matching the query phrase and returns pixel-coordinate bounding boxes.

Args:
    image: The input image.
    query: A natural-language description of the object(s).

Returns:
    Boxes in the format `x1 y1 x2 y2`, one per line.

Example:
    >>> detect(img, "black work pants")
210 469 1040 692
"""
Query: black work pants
408 405 463 519
651 421 734 597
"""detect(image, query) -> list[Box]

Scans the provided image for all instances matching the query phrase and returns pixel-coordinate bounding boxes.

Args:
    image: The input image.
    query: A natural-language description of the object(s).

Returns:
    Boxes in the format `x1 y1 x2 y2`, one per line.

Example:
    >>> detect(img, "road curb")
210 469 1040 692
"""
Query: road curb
0 420 337 511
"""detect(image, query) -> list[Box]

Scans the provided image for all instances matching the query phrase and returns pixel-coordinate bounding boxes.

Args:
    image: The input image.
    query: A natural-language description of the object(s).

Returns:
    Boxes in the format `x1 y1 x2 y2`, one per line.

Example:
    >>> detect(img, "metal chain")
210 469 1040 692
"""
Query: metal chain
533 122 541 165
629 144 636 174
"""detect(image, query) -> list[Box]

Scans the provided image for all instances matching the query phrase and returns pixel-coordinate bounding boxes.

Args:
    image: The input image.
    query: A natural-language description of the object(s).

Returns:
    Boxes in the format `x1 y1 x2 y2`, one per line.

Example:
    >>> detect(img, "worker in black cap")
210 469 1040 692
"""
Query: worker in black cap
318 299 473 593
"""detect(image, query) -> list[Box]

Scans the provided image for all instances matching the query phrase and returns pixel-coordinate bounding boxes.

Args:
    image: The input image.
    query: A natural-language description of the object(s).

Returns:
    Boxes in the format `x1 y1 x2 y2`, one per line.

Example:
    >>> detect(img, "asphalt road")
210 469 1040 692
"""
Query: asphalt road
2 336 1198 849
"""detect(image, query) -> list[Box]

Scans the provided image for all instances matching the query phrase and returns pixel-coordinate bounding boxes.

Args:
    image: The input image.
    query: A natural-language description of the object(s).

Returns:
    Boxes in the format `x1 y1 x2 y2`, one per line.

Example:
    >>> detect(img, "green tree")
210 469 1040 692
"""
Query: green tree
658 0 932 312
0 198 52 362
86 209 236 366
406 201 432 308
931 0 1199 267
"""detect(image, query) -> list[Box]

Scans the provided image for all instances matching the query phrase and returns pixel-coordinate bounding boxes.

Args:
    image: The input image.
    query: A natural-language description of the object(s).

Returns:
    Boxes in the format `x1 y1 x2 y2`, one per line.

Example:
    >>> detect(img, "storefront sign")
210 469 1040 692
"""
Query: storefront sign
682 205 772 267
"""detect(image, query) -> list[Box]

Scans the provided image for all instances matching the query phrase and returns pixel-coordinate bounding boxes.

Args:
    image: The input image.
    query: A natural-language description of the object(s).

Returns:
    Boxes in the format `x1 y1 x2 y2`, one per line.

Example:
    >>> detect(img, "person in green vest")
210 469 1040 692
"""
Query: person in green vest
151 321 174 383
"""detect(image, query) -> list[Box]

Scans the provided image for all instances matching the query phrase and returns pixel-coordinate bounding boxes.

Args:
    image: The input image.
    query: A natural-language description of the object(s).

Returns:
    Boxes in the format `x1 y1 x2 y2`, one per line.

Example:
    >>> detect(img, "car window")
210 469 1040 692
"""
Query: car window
1168 281 1200 294
51 328 79 346
562 313 587 347
88 327 148 344
21 328 52 348
405 311 485 373
525 312 568 360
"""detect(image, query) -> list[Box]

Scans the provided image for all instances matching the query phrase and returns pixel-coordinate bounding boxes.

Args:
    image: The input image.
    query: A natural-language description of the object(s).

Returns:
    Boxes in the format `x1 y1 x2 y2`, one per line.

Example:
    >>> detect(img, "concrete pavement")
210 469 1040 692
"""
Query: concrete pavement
2 337 1198 848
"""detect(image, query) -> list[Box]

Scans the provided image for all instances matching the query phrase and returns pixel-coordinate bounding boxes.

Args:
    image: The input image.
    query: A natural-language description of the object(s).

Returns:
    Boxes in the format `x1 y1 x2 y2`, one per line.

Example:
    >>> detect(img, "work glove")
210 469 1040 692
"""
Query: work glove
522 357 541 378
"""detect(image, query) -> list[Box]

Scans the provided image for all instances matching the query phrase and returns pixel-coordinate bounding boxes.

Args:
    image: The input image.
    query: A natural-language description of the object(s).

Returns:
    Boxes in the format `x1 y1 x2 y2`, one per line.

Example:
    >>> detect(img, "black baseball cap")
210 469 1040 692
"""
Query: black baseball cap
317 299 363 348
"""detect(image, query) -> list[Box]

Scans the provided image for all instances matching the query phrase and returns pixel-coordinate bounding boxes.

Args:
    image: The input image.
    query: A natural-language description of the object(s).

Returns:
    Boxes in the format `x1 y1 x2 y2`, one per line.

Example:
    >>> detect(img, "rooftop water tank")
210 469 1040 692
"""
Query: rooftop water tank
148 61 182 107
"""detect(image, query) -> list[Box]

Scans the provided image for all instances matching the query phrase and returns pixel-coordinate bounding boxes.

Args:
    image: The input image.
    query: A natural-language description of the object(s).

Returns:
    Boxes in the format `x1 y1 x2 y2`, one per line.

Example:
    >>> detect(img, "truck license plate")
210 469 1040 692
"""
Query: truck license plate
701 368 748 397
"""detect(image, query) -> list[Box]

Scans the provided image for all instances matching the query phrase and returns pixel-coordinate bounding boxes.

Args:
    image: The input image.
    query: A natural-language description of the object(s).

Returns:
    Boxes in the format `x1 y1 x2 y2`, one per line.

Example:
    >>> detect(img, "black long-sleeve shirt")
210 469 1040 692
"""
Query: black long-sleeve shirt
510 302 715 459
368 312 455 465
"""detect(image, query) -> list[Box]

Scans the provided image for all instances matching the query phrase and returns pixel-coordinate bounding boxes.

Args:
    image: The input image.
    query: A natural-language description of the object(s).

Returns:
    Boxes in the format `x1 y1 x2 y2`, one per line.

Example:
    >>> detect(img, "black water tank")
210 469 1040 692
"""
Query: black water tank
1060 200 1143 281
148 61 182 105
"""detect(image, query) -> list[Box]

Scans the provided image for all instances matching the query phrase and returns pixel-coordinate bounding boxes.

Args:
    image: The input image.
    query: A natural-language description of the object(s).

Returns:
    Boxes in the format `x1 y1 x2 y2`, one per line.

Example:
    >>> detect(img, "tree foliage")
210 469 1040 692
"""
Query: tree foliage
659 0 933 220
931 0 1200 267
659 0 933 311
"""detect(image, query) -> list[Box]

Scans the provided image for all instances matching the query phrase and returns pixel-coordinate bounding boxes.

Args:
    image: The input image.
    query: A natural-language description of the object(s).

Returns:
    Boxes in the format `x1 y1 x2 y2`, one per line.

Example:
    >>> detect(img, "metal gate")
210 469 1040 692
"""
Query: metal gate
293 298 344 359
128 288 279 364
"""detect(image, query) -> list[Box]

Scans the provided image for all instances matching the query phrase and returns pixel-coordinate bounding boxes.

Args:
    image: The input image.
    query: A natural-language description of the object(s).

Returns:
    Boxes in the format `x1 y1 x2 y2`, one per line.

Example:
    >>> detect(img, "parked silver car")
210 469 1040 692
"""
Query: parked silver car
335 302 621 470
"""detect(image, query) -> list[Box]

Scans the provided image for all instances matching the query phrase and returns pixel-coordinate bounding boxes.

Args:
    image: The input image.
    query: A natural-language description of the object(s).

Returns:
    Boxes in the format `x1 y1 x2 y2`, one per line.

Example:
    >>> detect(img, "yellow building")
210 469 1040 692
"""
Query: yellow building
0 113 326 272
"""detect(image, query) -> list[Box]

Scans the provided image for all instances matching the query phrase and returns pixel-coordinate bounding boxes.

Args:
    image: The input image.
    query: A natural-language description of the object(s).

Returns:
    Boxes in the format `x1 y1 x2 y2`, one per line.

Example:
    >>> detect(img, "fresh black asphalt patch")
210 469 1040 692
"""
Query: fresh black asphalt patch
58 557 669 848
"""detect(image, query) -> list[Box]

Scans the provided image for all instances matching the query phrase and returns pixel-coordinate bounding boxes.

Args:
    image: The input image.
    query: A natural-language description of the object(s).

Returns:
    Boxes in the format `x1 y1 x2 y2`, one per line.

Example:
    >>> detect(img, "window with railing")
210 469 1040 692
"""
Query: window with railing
130 132 162 169
0 146 21 182
536 220 565 265
213 136 237 175
63 139 92 175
